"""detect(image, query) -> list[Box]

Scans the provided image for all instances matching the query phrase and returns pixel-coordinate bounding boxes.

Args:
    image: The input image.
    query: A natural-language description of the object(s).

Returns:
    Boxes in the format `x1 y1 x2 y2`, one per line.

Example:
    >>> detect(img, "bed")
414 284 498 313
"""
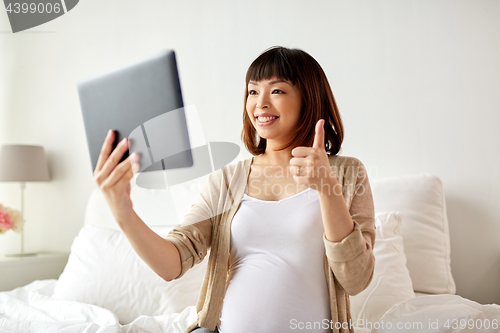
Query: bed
0 167 499 333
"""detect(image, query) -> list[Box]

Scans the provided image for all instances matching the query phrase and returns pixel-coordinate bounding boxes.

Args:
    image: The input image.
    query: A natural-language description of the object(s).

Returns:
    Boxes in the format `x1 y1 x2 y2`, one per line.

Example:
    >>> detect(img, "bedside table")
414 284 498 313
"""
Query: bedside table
0 251 69 292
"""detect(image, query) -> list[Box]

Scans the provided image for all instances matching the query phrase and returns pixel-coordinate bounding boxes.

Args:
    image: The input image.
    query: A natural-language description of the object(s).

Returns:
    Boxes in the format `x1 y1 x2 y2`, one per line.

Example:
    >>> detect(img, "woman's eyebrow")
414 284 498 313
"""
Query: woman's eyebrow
268 80 291 85
248 80 291 86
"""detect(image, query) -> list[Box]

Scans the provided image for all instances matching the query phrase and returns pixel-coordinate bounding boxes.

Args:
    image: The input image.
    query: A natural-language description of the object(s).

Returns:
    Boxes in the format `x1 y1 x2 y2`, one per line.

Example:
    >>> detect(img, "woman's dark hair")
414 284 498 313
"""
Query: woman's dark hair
241 46 344 156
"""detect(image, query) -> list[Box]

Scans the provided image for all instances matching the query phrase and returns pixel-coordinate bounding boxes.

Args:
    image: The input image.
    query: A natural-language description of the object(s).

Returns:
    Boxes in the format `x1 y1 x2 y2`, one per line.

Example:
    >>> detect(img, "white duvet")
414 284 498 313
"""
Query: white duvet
0 280 499 333
356 295 500 333
0 280 197 333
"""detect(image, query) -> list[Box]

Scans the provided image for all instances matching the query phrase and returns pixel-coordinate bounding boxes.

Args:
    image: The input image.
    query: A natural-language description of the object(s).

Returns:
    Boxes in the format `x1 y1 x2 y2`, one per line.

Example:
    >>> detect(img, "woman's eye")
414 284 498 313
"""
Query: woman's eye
248 90 257 95
272 89 284 94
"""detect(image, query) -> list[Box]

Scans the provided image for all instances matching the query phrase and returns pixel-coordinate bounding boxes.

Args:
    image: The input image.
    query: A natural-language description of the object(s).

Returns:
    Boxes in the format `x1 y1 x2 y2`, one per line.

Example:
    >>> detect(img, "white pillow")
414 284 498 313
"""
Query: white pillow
370 174 456 294
53 224 208 324
350 211 415 325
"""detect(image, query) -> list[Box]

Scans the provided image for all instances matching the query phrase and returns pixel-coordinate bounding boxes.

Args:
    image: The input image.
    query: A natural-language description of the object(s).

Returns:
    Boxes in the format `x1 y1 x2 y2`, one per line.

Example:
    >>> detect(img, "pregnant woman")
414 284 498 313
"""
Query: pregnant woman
94 46 375 333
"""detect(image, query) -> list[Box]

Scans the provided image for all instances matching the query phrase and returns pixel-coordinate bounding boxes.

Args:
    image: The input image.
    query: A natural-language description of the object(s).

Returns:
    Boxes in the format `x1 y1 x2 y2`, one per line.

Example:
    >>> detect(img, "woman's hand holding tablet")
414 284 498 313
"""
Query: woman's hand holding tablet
93 129 140 225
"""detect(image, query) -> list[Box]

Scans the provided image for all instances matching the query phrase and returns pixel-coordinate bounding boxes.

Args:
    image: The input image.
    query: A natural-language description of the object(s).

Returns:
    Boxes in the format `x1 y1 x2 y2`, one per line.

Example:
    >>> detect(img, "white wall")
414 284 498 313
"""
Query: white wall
1 0 499 304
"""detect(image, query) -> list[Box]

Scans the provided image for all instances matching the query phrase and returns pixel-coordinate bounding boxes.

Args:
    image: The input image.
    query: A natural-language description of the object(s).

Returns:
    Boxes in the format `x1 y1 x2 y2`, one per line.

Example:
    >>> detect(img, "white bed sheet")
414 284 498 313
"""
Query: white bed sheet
365 294 500 333
0 280 197 333
0 280 499 333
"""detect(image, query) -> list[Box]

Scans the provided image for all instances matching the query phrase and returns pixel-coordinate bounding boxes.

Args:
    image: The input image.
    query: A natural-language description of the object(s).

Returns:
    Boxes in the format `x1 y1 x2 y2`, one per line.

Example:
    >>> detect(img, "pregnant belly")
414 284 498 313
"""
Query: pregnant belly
218 256 331 333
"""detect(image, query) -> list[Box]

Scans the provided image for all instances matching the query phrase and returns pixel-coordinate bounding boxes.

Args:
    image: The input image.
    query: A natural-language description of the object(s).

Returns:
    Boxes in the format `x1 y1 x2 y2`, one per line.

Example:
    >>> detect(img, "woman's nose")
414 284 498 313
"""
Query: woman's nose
256 95 269 109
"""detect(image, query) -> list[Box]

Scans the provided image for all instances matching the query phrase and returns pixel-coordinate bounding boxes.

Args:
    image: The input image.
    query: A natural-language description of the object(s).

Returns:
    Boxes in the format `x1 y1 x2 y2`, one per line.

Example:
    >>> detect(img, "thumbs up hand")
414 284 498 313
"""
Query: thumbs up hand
289 119 337 194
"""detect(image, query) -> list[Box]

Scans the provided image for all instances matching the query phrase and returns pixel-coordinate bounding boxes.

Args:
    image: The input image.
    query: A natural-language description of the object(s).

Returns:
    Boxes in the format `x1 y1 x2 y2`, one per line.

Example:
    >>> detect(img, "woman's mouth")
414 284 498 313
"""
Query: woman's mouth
256 116 279 126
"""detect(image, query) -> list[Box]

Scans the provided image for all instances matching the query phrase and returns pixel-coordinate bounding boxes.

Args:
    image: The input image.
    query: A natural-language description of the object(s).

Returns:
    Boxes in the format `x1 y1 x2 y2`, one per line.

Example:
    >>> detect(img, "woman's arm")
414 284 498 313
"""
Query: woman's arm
318 176 355 243
93 130 183 282
117 211 182 282
289 121 375 294
94 130 211 281
164 218 213 280
320 160 376 296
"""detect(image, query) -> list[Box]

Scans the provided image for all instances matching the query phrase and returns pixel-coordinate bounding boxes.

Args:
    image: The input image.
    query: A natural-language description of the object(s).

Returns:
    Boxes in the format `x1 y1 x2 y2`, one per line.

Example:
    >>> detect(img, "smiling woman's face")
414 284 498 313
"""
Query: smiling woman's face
246 77 302 146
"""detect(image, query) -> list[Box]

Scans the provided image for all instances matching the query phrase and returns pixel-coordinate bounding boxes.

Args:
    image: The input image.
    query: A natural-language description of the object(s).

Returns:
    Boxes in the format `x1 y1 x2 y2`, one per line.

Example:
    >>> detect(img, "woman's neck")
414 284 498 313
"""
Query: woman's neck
258 148 294 167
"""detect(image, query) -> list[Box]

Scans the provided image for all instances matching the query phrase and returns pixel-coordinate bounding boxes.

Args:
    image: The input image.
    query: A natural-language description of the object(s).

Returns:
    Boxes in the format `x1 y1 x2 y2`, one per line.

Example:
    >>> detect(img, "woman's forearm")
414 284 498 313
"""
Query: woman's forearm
318 177 355 242
117 211 182 281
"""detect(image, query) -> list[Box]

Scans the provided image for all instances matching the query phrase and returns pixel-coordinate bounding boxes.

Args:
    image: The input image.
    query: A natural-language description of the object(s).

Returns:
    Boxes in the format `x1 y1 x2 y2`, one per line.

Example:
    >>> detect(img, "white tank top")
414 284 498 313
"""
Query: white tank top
218 187 331 333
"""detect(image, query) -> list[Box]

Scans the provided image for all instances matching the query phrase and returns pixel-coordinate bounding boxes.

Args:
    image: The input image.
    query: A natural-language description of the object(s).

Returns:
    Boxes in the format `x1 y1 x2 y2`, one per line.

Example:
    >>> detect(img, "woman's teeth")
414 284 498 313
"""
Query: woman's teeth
257 116 278 122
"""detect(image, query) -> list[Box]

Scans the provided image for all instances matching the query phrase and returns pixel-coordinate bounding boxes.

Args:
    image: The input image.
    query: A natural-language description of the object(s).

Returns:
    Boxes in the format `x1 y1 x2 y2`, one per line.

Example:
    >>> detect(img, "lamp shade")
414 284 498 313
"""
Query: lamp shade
0 145 50 182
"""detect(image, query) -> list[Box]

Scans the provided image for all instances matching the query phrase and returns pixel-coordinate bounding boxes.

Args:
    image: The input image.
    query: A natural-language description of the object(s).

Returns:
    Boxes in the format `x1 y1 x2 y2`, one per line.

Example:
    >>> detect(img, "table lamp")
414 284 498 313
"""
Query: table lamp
0 145 50 257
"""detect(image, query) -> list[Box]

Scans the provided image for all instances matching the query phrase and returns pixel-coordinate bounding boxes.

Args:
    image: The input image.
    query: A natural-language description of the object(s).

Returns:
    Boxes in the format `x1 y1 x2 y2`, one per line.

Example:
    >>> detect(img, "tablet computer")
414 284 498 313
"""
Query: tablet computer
78 50 193 174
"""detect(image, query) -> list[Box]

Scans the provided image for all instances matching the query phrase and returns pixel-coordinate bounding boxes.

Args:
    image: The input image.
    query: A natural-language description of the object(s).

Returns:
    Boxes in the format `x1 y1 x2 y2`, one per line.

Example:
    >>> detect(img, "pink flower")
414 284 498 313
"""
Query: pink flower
0 204 24 234
0 204 13 234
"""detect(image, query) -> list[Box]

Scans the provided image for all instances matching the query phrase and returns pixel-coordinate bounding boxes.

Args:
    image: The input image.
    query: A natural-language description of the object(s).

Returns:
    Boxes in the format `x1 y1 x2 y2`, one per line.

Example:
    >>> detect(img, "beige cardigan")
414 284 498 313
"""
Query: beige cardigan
165 154 376 333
